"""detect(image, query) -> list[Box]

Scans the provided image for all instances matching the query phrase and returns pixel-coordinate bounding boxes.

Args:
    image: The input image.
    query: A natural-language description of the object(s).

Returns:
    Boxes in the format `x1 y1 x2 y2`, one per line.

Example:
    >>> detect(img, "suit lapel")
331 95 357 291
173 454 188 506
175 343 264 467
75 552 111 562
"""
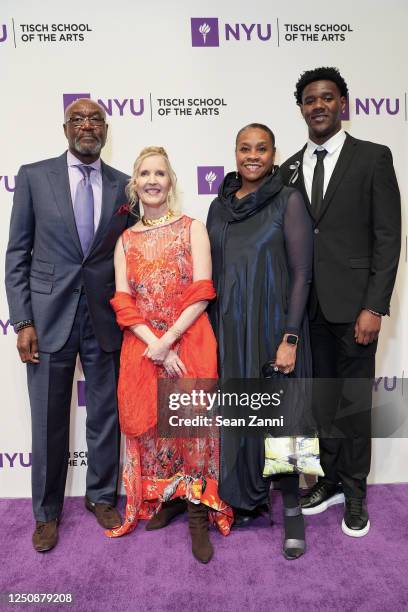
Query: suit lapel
316 134 357 223
84 161 119 260
286 145 315 221
298 164 311 207
48 152 83 258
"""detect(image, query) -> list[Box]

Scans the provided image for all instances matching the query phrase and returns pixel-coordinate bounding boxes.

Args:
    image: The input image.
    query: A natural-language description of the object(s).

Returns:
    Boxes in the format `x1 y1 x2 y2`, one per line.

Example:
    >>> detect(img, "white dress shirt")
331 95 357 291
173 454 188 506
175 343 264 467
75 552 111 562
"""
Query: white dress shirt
67 150 103 230
303 129 346 203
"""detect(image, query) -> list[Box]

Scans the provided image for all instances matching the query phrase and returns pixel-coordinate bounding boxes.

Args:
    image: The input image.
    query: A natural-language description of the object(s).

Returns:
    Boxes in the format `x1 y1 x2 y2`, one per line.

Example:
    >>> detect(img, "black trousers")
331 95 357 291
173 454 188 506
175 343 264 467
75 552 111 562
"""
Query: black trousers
27 293 120 522
310 304 376 499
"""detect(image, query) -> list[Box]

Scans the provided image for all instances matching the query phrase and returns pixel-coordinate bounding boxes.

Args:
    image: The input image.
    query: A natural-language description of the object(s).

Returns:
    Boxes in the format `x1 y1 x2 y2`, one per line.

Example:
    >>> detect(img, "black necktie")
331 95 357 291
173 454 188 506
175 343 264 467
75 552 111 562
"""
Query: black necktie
311 149 327 217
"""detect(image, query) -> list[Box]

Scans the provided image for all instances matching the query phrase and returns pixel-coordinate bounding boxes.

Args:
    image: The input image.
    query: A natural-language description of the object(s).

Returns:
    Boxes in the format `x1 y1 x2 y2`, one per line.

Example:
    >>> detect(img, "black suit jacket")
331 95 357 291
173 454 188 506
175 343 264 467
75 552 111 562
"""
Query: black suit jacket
5 152 134 353
280 134 401 323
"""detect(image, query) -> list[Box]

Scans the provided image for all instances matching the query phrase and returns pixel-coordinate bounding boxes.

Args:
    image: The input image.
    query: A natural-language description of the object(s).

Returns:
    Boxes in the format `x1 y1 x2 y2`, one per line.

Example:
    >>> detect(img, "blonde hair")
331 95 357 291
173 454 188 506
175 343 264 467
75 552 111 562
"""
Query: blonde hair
126 146 178 212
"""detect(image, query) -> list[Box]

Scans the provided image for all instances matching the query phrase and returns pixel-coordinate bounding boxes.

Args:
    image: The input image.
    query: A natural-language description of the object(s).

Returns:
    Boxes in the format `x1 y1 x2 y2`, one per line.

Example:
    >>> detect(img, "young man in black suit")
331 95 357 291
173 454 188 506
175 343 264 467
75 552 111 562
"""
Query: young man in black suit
280 67 401 537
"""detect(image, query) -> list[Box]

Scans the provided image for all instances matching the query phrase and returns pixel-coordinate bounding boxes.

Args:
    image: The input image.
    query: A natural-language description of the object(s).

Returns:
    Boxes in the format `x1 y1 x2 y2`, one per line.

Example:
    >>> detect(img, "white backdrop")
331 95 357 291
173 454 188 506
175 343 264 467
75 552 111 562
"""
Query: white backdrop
1 0 407 497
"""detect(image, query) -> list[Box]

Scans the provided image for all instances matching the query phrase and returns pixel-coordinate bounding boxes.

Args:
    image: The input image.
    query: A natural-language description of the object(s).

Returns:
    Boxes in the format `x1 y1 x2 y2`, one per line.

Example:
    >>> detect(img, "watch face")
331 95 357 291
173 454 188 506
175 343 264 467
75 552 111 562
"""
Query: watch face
286 334 298 345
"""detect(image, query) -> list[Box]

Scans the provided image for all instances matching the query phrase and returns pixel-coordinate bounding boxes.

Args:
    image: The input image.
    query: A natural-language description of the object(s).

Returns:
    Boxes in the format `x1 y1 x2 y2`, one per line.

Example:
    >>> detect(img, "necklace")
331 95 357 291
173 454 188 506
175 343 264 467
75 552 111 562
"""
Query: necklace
141 209 174 226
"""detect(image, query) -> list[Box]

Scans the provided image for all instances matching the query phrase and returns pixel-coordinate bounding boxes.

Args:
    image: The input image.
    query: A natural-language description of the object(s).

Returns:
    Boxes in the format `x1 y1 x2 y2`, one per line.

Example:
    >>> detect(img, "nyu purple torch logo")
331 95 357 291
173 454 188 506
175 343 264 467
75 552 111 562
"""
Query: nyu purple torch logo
63 93 91 110
341 97 350 121
197 166 224 195
191 18 219 47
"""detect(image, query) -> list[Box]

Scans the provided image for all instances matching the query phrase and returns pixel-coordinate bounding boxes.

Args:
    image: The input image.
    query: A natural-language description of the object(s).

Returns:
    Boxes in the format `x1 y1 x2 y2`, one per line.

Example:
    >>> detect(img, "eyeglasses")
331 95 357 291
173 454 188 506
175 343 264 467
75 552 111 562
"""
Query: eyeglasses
66 115 105 127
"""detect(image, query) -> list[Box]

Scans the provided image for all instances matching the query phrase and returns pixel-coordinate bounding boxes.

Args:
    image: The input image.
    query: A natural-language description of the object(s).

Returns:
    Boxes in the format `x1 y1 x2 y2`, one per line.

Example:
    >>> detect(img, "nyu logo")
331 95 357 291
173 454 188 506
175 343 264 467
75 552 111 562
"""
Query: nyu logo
191 17 272 47
191 18 219 47
342 97 400 120
0 175 16 193
0 24 7 43
63 93 144 117
0 452 32 468
197 166 224 195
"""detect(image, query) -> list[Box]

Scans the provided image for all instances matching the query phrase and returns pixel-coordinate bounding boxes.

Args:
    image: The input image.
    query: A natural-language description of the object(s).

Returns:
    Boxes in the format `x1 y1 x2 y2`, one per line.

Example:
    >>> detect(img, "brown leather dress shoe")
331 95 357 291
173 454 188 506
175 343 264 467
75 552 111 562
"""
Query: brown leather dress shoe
32 519 58 552
85 496 121 529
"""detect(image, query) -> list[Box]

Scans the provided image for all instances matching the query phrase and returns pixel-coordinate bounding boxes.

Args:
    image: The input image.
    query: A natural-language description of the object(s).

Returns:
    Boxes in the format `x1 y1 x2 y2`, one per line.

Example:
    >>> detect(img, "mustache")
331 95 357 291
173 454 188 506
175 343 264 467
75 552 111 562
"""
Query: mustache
75 134 102 144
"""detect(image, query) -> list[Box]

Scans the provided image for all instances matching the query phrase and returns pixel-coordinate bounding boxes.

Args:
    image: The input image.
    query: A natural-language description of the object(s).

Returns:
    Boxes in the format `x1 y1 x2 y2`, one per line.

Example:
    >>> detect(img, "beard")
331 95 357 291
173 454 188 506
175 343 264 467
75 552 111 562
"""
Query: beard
73 135 103 156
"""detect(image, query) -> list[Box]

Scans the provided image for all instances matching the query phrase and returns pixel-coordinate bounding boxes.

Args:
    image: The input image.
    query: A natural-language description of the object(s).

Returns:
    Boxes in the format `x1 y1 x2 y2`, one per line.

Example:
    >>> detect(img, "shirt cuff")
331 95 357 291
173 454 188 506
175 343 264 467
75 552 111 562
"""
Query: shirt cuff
365 308 384 317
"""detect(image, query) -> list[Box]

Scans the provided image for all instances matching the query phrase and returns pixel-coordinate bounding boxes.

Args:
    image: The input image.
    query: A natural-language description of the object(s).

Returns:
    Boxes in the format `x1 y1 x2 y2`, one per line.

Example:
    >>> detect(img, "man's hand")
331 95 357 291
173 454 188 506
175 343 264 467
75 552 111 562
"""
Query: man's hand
17 326 39 363
354 309 381 345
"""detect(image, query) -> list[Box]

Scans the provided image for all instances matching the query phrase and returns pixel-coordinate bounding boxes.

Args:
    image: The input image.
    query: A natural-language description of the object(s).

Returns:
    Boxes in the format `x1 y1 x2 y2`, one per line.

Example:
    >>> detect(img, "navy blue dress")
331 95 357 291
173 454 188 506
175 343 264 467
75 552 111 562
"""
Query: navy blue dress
207 169 313 510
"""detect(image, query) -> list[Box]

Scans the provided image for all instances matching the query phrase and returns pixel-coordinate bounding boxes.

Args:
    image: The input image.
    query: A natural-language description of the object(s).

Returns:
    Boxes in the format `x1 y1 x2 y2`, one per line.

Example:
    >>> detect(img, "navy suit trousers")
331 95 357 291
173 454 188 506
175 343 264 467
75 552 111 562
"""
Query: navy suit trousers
27 293 120 522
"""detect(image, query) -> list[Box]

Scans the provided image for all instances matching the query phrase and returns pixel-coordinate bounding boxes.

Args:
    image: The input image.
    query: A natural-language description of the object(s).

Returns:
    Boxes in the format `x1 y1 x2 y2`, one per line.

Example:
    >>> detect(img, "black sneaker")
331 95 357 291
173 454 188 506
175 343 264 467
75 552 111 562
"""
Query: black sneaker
341 497 370 537
300 481 344 515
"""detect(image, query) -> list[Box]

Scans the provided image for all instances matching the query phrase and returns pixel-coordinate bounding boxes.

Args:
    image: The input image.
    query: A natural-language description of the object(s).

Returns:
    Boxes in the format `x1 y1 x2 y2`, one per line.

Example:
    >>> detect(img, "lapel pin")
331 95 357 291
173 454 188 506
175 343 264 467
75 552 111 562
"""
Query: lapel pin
289 161 300 185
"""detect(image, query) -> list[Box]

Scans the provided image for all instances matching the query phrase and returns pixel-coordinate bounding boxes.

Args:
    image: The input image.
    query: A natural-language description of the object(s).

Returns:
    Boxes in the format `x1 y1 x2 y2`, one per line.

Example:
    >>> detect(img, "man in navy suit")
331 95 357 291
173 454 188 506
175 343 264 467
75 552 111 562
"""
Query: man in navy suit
280 68 400 537
5 98 131 551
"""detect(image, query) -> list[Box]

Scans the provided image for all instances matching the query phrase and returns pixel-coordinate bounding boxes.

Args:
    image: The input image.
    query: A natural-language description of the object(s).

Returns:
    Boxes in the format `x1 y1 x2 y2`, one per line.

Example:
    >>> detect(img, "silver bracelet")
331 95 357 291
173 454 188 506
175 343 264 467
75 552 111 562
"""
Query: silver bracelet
168 325 183 340
14 319 34 332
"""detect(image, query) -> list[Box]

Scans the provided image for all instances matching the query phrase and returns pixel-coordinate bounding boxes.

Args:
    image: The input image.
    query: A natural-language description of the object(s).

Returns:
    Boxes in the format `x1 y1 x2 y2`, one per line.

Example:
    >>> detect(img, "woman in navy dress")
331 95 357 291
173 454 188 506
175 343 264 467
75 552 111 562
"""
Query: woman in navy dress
207 123 313 559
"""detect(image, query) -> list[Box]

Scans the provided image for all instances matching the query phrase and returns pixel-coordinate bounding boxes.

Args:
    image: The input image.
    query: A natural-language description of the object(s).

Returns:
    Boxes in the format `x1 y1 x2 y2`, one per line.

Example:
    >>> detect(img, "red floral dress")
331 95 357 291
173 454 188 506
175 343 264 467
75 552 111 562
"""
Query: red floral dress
107 216 233 537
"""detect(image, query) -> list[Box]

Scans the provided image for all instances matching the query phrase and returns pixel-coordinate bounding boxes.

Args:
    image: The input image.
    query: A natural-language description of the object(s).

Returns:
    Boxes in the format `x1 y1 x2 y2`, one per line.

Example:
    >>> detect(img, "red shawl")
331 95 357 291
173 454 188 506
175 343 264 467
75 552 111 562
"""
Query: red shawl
110 280 217 437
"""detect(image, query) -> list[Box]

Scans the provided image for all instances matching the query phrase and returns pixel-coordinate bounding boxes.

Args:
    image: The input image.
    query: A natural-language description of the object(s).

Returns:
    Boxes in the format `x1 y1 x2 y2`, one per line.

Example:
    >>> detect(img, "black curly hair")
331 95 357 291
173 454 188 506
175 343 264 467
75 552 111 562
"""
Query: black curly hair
294 67 348 105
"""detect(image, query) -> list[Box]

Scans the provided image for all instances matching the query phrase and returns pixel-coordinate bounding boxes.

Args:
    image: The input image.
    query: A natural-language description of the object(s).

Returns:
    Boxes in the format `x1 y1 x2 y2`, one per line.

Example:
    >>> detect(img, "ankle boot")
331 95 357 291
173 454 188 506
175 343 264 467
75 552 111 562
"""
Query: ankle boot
283 505 306 560
187 501 213 563
146 498 187 531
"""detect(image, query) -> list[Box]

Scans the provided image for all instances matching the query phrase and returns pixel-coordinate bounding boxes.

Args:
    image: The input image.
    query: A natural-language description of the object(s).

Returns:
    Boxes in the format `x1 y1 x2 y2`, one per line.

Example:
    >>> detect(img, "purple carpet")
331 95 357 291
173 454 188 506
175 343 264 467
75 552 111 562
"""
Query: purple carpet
1 484 407 612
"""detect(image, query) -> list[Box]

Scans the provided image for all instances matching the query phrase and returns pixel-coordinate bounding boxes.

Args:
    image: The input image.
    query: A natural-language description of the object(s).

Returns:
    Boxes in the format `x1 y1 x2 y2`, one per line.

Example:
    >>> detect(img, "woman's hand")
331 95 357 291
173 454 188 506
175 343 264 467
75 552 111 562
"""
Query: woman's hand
163 350 187 378
274 340 297 374
143 336 172 364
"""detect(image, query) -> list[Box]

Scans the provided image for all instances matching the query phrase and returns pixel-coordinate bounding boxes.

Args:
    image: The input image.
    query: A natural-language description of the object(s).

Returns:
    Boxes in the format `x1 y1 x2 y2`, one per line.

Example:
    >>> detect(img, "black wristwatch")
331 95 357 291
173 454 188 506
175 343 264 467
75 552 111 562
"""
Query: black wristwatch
285 334 299 346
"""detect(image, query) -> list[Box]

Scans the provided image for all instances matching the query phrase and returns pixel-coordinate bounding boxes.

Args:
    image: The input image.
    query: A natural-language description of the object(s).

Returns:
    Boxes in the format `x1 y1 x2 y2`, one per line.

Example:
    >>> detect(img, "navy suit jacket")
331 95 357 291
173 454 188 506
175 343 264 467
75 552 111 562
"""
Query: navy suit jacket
5 151 133 352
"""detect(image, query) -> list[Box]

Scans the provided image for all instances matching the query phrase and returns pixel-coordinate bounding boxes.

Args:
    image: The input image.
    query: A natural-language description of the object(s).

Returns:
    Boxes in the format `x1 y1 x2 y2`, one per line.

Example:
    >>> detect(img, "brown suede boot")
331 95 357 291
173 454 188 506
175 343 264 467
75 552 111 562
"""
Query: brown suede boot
187 501 213 563
146 498 187 531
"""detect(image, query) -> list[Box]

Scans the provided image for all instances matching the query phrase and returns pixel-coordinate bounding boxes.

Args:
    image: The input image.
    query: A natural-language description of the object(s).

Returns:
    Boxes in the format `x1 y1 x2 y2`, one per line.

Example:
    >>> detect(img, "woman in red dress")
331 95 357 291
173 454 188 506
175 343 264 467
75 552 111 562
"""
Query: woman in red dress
107 146 232 562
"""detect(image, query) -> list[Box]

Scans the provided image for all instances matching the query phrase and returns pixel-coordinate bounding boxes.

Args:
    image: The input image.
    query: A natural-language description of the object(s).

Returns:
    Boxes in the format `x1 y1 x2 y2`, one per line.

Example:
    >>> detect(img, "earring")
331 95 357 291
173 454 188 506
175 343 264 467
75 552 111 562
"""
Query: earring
235 171 239 180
